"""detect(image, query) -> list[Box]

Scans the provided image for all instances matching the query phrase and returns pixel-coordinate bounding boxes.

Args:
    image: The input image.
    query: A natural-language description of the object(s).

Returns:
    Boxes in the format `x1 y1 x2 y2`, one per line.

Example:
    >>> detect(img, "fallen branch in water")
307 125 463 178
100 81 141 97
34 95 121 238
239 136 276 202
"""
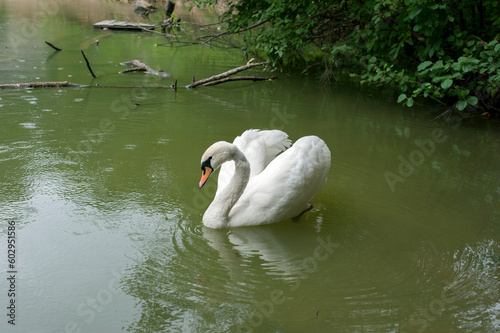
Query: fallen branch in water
0 81 88 89
81 50 97 78
119 59 171 78
1 61 273 90
45 41 62 51
196 75 277 87
186 60 270 88
0 81 180 90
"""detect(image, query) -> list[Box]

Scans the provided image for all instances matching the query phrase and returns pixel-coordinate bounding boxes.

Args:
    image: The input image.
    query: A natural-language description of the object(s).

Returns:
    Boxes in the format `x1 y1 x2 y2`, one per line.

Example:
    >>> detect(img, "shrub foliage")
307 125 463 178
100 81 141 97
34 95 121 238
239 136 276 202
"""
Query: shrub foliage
193 0 500 114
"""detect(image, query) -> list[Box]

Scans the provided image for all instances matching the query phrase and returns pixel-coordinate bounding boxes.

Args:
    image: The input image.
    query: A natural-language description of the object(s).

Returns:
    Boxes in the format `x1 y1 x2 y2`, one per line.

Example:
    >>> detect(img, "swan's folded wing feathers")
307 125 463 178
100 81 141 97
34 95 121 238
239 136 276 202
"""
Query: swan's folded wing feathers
235 129 291 175
228 136 331 226
218 129 291 195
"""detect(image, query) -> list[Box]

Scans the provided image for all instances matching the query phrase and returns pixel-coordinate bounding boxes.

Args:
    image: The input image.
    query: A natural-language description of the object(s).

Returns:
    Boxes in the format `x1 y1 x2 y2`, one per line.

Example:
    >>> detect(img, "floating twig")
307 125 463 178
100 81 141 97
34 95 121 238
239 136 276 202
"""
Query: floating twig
45 41 62 51
81 50 97 78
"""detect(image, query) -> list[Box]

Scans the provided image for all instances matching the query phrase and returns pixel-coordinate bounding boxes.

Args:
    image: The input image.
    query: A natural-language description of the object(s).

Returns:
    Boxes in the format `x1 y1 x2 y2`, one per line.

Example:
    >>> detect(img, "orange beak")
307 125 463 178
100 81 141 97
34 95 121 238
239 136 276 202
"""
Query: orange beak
199 166 213 189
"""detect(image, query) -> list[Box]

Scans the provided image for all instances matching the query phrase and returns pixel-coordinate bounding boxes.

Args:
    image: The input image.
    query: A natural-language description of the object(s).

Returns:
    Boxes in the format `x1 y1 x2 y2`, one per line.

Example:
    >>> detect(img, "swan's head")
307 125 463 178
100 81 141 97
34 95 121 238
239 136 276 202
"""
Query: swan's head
199 141 236 189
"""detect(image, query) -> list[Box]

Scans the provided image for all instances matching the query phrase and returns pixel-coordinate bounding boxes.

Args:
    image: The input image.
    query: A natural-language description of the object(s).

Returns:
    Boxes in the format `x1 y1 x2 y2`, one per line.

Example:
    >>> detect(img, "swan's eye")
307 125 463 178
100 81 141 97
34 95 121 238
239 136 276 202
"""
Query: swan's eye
201 156 213 174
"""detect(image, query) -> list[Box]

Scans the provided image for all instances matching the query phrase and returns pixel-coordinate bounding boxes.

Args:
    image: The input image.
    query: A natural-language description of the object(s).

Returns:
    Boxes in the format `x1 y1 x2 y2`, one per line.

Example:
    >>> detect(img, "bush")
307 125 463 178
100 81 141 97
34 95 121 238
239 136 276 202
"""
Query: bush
192 0 500 115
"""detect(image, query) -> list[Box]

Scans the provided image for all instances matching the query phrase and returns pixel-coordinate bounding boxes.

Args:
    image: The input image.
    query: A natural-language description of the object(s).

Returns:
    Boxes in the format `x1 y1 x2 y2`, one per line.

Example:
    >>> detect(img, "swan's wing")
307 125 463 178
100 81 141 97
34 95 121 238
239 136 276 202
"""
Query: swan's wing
229 135 331 226
217 129 291 195
234 129 291 174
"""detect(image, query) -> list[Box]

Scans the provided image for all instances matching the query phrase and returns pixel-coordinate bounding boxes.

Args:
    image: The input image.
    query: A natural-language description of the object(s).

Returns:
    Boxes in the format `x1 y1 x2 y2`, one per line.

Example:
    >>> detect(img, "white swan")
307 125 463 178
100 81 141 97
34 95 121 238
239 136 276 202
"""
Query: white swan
199 129 331 229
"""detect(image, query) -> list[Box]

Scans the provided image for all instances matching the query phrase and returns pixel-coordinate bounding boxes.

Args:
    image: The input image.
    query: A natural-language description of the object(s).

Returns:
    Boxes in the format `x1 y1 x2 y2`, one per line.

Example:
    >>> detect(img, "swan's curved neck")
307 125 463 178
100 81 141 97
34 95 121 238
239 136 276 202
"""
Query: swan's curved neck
204 147 250 228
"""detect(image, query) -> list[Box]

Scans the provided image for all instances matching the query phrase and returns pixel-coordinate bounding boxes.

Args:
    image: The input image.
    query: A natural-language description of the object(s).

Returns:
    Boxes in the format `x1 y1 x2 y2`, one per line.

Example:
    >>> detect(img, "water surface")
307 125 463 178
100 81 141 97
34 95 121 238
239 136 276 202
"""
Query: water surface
0 1 499 332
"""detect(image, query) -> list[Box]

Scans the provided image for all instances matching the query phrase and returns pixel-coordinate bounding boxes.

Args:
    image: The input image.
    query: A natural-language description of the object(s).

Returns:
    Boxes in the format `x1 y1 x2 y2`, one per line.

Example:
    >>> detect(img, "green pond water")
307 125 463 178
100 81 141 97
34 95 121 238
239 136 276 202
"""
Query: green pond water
0 1 499 332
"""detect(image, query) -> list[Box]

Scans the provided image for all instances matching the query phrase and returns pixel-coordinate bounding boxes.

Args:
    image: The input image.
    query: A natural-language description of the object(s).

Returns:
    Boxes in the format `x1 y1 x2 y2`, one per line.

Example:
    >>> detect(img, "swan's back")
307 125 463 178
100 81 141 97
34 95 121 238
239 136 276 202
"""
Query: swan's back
228 135 331 227
217 129 291 195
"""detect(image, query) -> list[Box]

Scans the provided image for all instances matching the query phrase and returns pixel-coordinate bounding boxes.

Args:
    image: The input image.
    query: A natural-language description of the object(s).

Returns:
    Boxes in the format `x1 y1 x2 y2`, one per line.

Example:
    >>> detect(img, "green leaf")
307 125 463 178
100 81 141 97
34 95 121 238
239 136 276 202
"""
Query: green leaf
441 78 453 89
409 6 423 19
418 61 433 71
467 96 479 106
431 60 444 70
406 97 414 107
488 40 498 47
456 100 467 111
461 64 474 73
429 47 435 58
397 93 407 103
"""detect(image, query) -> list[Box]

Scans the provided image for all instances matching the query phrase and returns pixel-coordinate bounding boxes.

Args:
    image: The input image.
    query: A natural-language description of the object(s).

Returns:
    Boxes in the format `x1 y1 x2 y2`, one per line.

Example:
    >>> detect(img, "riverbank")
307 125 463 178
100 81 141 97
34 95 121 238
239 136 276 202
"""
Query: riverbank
188 0 500 119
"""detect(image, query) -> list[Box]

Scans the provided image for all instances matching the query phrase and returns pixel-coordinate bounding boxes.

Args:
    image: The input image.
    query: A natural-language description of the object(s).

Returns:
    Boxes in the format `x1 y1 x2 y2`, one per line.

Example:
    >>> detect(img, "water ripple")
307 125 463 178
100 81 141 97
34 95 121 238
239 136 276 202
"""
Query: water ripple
399 240 500 332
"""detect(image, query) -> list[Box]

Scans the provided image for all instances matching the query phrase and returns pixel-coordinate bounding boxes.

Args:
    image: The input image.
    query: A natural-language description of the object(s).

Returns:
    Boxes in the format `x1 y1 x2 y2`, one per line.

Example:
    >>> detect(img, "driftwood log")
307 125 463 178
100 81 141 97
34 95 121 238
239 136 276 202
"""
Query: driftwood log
186 61 273 88
0 82 179 90
93 20 156 31
0 81 88 89
195 76 277 87
119 60 171 77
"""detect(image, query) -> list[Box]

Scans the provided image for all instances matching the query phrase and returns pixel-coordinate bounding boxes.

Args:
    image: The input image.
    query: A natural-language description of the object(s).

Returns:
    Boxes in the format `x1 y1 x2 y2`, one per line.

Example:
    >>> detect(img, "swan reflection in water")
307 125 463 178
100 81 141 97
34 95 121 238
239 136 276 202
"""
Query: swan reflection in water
201 213 339 285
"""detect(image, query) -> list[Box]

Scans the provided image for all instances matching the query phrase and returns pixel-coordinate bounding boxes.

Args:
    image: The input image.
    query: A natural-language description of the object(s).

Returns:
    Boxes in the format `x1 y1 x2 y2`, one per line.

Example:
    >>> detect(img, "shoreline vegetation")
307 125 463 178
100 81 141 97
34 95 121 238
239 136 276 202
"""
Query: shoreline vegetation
3 1 498 118
182 0 499 119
